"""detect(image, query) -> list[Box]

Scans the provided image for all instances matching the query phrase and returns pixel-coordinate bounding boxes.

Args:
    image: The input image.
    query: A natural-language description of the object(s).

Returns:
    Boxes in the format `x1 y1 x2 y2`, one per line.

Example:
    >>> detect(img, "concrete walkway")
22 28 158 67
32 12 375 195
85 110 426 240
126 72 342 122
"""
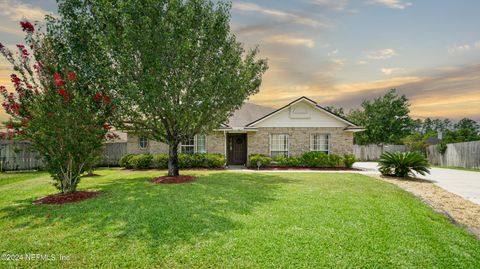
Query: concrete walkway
353 162 480 205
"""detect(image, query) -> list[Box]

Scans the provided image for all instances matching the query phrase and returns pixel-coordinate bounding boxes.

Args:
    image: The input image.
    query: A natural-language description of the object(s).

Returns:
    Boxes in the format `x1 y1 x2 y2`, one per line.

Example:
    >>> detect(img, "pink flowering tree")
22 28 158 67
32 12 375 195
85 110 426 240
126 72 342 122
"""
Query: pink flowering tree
0 21 116 194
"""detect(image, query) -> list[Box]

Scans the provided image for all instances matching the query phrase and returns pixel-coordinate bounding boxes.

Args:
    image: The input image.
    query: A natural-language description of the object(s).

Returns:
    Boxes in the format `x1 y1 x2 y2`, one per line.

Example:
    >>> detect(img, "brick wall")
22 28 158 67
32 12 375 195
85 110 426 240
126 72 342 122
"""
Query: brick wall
127 133 225 155
127 128 353 158
247 127 353 157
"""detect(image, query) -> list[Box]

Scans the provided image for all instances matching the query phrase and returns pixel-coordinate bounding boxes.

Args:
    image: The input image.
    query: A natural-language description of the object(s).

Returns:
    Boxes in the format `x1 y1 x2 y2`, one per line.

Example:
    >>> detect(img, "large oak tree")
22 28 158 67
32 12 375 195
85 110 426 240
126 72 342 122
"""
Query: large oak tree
57 0 268 176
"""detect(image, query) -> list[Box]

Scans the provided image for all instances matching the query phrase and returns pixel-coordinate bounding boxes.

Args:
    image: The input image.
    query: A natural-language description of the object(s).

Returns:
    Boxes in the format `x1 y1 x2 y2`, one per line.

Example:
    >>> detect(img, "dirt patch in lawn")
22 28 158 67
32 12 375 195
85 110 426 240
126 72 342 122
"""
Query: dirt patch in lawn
250 166 362 171
33 191 101 205
82 173 101 177
150 175 197 184
376 175 480 239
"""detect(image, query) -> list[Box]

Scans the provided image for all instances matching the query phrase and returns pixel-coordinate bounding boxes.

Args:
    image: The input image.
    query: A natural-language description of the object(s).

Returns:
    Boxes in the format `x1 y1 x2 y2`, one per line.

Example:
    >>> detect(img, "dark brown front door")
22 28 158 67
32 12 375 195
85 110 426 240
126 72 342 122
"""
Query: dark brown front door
227 134 247 165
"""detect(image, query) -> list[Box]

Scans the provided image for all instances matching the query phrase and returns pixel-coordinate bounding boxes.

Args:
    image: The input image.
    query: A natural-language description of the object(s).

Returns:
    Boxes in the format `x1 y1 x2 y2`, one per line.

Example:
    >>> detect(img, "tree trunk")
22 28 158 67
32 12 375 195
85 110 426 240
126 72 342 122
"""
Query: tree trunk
168 142 180 177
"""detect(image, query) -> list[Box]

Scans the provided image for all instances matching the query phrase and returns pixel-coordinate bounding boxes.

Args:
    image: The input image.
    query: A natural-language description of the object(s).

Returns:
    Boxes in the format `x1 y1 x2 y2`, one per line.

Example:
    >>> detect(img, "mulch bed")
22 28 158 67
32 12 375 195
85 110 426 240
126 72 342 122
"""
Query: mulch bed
124 168 225 172
251 166 362 171
33 191 101 205
150 175 197 184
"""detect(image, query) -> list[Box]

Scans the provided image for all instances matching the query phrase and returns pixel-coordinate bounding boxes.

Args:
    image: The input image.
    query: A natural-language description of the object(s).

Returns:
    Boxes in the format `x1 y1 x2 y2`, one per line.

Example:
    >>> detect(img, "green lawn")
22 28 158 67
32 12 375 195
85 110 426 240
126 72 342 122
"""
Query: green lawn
1 169 479 268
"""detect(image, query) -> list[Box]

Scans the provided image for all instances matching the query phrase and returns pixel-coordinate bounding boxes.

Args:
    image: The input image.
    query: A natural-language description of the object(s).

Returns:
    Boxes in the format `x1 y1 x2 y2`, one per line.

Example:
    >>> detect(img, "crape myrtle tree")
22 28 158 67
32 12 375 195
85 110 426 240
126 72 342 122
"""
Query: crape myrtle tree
0 21 116 194
57 0 268 176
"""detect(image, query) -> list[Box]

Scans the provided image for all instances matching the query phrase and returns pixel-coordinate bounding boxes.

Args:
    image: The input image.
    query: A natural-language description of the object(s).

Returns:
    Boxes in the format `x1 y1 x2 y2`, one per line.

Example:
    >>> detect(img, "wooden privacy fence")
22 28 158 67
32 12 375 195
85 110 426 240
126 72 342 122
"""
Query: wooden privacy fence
0 141 43 171
427 140 480 169
353 144 407 161
0 140 127 171
100 142 127 166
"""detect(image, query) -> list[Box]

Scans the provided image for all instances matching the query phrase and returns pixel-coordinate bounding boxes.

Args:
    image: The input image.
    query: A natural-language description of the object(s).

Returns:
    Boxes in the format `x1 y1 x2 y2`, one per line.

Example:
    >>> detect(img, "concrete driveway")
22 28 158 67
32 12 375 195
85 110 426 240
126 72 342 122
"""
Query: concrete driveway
354 162 480 205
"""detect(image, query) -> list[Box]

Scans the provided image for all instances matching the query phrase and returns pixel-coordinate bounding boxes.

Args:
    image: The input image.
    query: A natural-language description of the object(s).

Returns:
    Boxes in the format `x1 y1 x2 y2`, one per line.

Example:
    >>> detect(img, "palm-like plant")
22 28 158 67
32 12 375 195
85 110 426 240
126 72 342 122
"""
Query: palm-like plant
378 152 431 178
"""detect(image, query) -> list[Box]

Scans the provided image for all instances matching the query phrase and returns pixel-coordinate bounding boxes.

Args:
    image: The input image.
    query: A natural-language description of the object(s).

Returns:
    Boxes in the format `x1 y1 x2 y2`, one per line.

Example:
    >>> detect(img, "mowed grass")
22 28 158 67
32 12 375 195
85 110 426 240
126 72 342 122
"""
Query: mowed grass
434 166 480 172
0 171 48 187
0 169 479 268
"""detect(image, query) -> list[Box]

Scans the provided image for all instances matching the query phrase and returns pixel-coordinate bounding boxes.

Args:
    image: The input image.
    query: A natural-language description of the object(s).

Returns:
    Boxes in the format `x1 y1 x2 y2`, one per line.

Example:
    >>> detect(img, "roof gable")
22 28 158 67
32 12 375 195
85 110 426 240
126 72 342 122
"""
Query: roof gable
246 97 359 128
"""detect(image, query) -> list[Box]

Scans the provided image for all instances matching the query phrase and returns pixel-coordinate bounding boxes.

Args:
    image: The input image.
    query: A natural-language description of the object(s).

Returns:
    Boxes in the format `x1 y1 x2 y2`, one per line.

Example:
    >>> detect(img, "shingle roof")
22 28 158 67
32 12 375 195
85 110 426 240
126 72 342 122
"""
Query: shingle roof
226 103 275 128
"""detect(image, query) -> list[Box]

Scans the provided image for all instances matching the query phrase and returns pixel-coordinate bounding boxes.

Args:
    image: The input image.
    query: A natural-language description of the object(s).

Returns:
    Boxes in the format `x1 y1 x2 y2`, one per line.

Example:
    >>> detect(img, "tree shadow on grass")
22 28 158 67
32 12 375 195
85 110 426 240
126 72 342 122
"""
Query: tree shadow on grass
0 172 290 255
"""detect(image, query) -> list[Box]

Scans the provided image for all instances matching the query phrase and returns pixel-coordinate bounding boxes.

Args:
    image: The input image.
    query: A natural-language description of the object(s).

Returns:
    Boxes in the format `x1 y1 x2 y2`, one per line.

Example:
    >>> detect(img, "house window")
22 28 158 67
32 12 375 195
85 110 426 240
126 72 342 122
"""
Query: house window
196 134 207 153
310 134 329 154
270 134 289 158
181 134 207 154
138 136 148 149
181 137 195 154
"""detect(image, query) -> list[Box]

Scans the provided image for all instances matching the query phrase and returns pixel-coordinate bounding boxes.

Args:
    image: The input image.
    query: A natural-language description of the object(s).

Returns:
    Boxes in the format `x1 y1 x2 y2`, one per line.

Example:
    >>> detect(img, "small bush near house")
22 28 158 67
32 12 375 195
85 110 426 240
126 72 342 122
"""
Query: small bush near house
327 154 343 167
129 154 153 169
343 154 357 168
274 156 303 166
179 153 225 168
119 154 135 169
249 154 272 168
121 153 224 169
301 152 329 167
301 152 345 168
378 151 430 178
203 154 225 168
153 154 169 169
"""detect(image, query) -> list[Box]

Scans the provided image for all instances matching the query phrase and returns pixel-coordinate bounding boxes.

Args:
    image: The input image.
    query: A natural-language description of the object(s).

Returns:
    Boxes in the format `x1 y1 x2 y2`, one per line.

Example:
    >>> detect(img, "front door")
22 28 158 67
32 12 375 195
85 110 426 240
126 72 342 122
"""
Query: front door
227 134 247 165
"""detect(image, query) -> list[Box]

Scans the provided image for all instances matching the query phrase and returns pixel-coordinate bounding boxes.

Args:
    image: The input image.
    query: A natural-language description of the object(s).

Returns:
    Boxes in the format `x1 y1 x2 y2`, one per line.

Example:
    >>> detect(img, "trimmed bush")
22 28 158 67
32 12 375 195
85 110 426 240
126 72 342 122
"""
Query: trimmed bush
378 151 430 178
249 154 272 168
301 152 345 168
179 153 225 168
203 154 225 168
343 154 356 168
153 154 169 169
301 152 329 167
119 154 135 169
274 156 302 166
327 154 343 167
129 154 153 169
121 153 225 169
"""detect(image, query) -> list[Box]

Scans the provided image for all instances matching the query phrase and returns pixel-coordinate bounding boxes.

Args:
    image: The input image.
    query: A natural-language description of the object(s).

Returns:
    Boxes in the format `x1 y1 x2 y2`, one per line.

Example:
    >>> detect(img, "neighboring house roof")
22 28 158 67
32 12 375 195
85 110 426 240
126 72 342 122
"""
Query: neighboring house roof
225 102 275 128
245 96 362 129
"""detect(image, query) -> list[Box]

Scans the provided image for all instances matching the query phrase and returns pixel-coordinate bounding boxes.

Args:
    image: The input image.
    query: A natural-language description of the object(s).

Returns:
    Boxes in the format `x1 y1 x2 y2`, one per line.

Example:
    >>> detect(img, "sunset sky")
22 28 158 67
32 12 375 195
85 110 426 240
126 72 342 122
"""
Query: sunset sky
1 0 479 122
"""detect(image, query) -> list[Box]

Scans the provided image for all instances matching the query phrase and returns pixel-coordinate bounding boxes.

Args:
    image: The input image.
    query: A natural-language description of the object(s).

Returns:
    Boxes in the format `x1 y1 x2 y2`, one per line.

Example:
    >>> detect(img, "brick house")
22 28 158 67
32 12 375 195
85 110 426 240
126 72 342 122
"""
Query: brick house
127 96 364 166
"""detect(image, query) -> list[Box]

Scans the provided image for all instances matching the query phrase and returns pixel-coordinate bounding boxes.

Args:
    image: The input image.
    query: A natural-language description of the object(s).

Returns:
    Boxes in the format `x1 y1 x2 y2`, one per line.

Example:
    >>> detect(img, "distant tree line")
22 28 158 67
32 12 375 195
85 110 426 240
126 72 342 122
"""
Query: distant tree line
325 89 480 150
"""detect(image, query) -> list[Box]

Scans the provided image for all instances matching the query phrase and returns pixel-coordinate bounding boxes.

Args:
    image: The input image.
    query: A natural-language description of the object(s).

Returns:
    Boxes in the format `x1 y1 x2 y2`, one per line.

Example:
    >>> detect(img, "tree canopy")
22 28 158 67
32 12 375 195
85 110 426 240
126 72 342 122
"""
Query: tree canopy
348 89 415 145
56 0 268 176
0 20 116 193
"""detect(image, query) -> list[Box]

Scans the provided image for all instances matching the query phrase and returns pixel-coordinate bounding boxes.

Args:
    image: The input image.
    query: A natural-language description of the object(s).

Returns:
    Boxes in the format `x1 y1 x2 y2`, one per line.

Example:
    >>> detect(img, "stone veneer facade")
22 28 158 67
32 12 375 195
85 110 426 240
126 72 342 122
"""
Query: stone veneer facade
127 127 353 160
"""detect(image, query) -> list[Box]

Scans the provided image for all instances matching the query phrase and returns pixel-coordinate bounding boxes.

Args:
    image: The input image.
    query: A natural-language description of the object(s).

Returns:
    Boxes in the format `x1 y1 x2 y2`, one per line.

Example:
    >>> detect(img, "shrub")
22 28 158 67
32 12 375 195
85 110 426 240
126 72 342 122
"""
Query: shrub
129 154 153 169
203 154 225 168
178 154 194 168
378 151 430 178
178 153 225 168
274 156 302 167
119 154 135 168
153 154 169 169
249 154 272 168
301 152 329 167
343 154 356 168
327 154 343 167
